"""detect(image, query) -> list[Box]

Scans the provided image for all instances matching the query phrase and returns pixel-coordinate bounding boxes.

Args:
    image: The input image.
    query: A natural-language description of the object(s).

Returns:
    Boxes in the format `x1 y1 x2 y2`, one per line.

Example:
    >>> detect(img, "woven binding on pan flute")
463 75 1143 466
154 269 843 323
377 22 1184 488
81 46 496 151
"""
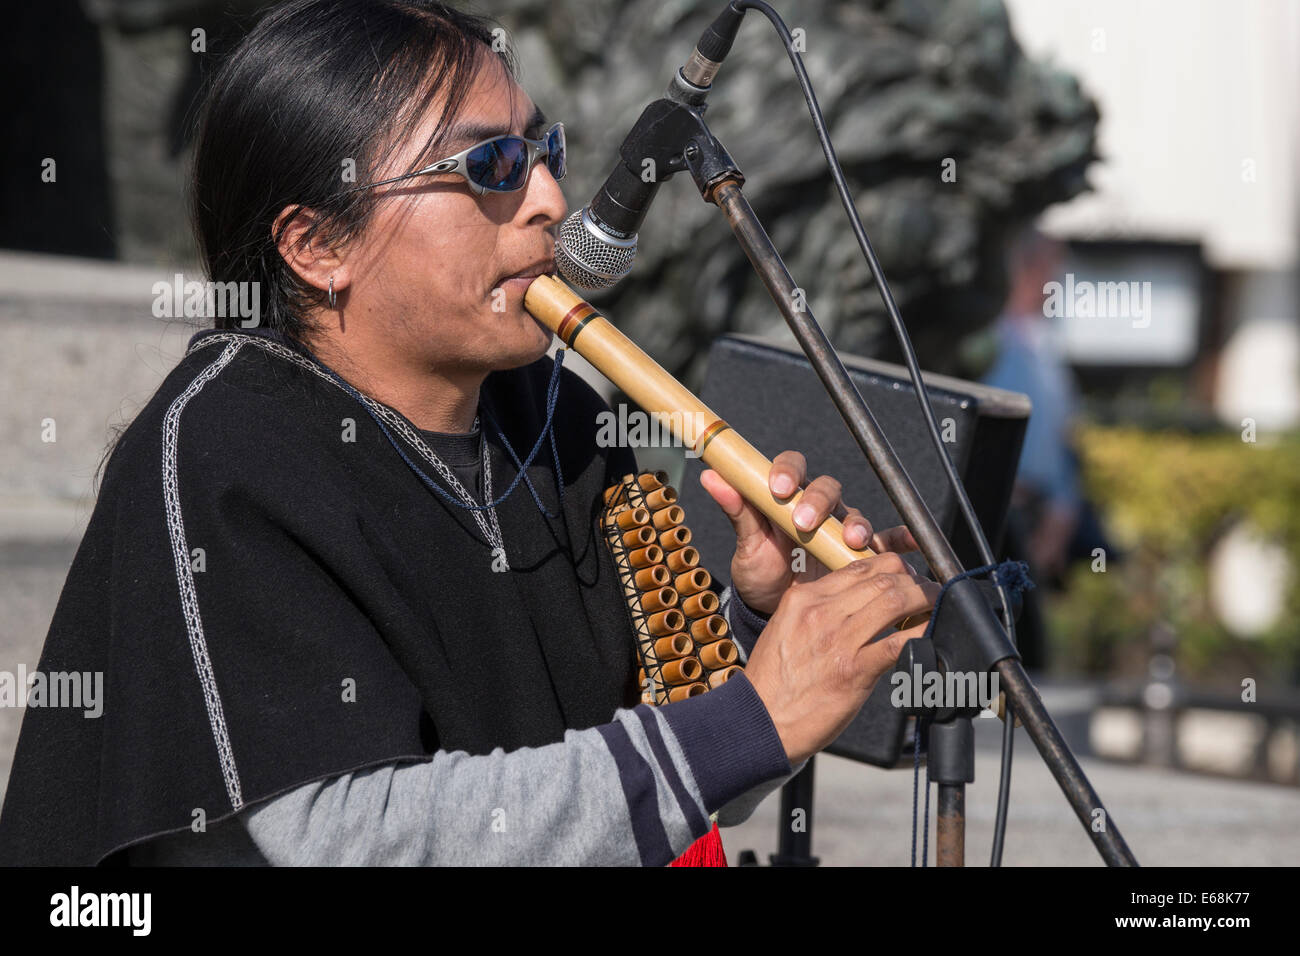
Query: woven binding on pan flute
601 470 744 707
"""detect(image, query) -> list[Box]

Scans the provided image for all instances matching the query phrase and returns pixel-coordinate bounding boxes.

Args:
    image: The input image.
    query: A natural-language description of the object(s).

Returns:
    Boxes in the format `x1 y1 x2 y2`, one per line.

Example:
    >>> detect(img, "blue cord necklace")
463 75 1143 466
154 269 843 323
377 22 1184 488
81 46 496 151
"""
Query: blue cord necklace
306 347 572 571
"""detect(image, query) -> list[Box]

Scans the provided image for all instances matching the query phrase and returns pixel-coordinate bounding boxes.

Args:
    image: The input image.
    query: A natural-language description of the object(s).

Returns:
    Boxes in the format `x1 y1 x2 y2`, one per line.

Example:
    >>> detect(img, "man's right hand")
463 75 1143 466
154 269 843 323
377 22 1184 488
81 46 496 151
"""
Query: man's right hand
742 552 939 766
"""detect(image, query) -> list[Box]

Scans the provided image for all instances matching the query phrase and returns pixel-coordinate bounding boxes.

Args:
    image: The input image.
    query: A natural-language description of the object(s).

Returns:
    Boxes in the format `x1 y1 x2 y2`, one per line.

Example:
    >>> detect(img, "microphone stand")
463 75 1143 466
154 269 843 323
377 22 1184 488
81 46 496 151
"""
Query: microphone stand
608 95 1138 866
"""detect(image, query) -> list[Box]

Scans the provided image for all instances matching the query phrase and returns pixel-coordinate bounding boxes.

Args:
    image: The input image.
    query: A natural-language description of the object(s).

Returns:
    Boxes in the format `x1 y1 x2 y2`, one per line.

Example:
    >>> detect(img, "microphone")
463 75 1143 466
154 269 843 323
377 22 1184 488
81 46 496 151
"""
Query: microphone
555 3 746 291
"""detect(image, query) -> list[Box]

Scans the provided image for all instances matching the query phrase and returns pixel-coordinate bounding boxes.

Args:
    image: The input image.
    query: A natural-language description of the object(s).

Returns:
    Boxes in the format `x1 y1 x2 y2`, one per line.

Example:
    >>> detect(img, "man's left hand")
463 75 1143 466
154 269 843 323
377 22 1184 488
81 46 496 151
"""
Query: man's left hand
699 450 922 617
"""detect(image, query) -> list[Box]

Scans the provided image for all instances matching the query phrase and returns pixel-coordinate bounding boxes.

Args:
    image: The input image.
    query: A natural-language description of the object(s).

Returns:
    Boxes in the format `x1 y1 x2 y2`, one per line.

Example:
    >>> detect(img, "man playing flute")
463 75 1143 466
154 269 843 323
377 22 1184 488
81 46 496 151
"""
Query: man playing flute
0 0 937 866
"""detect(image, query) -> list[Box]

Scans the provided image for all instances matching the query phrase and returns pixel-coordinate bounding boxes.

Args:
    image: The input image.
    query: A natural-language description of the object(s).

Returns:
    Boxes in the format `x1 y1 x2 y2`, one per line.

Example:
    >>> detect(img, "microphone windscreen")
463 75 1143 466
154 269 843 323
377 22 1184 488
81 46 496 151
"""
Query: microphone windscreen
555 209 637 291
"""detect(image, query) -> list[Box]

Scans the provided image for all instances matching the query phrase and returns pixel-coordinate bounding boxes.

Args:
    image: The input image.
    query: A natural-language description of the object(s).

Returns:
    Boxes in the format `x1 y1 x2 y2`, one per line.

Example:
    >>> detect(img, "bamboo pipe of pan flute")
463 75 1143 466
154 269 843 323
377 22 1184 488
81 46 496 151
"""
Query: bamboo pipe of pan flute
643 486 677 510
525 276 877 572
698 639 738 670
658 526 691 550
621 526 656 548
638 472 669 491
640 587 679 614
614 507 650 531
690 615 728 643
646 609 684 636
652 506 684 532
660 657 702 685
708 666 743 688
634 566 671 590
680 591 719 618
628 545 663 568
668 683 707 702
602 471 670 508
674 568 711 595
665 547 698 573
652 633 692 660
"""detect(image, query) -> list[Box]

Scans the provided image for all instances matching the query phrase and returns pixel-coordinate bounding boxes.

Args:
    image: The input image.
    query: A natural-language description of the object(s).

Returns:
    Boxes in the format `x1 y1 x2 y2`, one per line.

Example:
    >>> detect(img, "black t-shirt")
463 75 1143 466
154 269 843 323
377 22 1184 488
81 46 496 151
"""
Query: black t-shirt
418 424 484 503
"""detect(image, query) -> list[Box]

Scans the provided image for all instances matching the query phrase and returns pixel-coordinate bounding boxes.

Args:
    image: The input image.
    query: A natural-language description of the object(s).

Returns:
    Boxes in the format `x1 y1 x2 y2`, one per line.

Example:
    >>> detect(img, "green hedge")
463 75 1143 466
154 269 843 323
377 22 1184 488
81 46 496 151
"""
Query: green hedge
1046 426 1300 682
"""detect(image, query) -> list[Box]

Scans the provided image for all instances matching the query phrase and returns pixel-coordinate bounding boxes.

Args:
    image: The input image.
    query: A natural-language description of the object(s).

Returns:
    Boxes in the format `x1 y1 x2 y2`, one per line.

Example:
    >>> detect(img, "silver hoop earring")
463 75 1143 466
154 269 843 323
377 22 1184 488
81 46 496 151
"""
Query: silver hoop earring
328 275 337 309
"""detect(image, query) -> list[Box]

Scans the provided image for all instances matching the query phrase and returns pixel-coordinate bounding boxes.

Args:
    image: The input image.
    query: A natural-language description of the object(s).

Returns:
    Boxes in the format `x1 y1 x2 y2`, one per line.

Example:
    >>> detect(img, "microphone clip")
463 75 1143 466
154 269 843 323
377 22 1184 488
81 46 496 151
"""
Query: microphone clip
616 98 745 206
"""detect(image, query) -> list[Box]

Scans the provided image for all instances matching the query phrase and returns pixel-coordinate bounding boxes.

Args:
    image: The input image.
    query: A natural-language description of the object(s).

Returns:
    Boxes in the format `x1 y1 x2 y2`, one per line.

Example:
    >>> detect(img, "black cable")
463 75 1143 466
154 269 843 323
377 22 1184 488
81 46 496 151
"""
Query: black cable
731 0 1020 865
991 699 1015 864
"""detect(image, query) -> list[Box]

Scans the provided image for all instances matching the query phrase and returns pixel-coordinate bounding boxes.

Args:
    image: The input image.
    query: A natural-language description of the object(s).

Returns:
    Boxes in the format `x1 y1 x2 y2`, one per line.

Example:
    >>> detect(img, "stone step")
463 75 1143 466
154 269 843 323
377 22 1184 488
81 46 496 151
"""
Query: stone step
0 251 199 503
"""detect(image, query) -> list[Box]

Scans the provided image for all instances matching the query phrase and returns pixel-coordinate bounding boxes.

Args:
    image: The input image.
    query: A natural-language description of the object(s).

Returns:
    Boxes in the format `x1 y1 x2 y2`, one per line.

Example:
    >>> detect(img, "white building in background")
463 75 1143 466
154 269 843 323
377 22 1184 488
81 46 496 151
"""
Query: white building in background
1005 0 1300 430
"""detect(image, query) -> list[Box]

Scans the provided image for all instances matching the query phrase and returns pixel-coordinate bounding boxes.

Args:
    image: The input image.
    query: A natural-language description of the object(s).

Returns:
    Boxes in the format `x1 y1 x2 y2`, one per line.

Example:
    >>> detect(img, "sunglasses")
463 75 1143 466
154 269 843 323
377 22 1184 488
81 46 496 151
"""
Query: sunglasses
348 122 566 197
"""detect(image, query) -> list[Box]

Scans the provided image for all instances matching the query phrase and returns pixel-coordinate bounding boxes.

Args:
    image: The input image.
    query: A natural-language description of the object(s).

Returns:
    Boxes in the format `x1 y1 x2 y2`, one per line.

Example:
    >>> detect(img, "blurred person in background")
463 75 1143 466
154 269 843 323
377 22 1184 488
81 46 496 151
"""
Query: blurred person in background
983 227 1117 669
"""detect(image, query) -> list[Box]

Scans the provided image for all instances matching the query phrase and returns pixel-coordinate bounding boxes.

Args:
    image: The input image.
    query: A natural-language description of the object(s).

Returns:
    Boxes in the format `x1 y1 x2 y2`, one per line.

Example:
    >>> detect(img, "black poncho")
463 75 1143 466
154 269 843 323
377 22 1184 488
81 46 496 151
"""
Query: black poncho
0 327 643 865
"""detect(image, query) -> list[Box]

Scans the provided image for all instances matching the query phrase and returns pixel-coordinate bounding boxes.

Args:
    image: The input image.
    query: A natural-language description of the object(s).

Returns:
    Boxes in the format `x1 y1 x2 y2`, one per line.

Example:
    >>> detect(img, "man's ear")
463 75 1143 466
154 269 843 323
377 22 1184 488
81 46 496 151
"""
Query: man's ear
273 205 349 301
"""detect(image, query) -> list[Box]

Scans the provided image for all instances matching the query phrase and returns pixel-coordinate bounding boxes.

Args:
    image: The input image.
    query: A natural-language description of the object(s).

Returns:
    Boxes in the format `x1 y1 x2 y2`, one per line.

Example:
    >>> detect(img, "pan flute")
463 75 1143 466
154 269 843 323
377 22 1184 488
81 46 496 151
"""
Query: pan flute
601 469 744 707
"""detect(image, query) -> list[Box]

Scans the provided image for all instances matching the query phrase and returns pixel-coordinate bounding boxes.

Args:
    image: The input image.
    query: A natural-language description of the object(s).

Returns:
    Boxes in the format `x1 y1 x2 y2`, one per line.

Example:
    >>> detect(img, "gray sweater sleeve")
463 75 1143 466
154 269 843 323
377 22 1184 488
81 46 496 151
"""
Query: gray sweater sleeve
120 585 800 866
237 670 790 866
214 586 790 866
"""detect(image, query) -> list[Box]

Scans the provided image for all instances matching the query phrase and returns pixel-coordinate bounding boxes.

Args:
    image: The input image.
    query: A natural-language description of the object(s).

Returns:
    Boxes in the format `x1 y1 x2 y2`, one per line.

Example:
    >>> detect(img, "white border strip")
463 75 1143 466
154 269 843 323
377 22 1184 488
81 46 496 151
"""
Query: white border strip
162 339 246 809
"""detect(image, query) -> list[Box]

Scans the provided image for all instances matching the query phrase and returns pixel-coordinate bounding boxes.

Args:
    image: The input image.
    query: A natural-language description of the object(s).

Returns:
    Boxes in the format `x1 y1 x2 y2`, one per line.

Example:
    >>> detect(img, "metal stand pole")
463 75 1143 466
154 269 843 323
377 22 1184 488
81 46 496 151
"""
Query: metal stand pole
769 758 820 866
928 719 974 867
701 176 1138 867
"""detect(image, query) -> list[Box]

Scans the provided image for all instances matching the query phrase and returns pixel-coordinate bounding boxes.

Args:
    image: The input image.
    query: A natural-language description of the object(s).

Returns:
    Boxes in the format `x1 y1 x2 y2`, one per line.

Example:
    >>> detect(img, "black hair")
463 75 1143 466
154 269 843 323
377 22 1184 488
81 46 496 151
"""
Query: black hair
190 0 517 344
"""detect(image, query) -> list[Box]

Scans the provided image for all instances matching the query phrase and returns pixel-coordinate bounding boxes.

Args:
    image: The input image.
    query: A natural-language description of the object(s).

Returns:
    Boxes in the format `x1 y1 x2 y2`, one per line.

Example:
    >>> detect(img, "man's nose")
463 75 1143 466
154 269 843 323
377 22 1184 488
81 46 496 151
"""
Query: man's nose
523 161 567 228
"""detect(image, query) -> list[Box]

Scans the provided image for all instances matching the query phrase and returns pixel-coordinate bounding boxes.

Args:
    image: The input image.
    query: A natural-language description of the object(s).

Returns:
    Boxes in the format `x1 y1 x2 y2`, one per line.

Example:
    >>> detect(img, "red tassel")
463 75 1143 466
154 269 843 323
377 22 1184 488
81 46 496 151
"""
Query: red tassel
669 821 728 867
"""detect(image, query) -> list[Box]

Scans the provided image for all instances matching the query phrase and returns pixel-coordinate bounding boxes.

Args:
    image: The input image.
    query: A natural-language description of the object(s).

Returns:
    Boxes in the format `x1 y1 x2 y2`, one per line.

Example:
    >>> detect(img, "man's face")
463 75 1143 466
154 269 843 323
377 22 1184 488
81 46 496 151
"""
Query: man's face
342 54 565 375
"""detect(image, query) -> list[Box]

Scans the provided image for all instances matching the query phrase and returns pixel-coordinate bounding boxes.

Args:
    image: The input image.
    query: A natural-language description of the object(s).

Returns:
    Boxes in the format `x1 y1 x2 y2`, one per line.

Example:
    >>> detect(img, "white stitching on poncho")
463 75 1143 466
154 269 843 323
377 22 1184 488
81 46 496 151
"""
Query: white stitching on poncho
163 339 247 809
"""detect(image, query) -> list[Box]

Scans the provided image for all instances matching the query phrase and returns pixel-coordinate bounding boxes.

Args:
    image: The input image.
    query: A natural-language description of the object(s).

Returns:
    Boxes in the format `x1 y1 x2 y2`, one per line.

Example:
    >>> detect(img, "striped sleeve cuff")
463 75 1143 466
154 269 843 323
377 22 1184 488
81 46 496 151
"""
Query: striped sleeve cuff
657 673 791 812
720 585 771 662
593 674 790 865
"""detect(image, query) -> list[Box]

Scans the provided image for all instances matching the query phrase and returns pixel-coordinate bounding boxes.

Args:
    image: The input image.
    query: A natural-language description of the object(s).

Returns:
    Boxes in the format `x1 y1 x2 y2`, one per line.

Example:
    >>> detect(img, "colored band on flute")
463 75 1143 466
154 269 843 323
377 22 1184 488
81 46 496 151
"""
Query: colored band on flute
556 301 598 346
694 417 731 458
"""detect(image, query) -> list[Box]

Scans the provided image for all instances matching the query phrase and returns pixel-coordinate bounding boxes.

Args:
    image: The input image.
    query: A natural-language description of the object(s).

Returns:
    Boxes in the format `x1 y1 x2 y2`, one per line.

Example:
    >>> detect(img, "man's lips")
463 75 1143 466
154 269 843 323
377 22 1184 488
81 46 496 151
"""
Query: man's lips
498 259 555 288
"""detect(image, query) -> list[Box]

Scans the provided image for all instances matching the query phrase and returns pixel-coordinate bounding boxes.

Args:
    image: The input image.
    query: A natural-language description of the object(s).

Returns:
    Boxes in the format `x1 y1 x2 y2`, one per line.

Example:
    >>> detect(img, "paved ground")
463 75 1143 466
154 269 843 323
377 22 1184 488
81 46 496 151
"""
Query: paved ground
719 718 1300 866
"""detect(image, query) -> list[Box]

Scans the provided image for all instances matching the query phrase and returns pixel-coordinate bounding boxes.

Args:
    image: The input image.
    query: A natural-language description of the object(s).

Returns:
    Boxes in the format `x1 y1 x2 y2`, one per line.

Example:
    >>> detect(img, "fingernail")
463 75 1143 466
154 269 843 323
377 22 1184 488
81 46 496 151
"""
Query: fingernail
793 504 814 530
773 475 794 496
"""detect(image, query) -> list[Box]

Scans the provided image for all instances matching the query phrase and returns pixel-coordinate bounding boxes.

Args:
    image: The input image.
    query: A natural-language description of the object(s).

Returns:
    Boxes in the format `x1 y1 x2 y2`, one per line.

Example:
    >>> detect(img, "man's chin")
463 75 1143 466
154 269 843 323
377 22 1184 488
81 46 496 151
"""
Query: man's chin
491 309 555 370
